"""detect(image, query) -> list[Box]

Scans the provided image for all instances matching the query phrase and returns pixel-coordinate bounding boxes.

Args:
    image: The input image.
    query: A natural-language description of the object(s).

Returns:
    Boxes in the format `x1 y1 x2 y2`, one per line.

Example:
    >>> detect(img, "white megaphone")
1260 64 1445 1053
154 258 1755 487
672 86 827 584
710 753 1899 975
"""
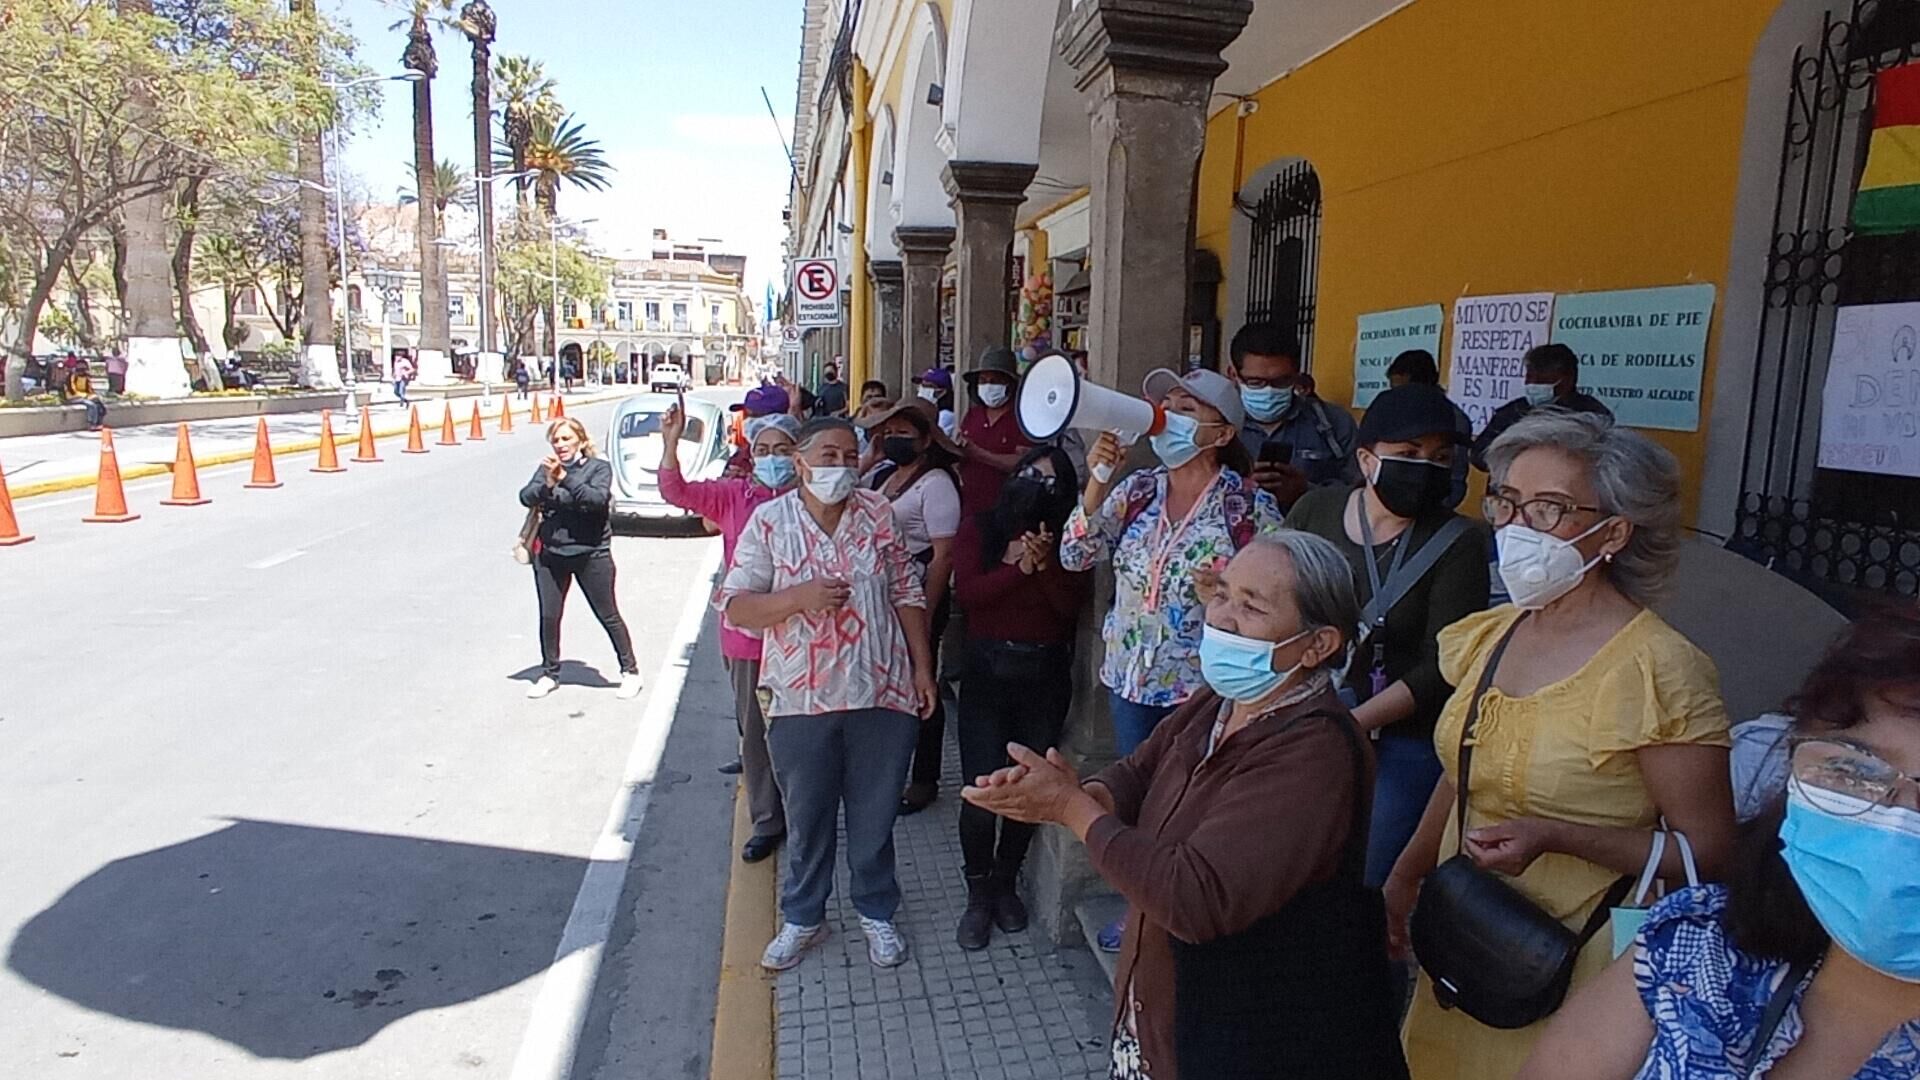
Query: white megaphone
1017 354 1168 483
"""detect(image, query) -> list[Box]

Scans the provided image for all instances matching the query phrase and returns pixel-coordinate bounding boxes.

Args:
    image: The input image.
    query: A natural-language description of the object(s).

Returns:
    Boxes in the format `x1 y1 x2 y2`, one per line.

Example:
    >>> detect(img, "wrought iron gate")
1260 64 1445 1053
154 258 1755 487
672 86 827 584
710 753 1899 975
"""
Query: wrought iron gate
1243 162 1322 368
1735 0 1920 599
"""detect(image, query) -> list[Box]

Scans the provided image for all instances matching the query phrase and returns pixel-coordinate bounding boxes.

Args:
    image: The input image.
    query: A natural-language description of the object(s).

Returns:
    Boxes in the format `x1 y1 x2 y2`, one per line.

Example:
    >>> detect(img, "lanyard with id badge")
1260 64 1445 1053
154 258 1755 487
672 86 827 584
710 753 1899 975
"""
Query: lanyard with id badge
1354 505 1411 709
1610 826 1699 958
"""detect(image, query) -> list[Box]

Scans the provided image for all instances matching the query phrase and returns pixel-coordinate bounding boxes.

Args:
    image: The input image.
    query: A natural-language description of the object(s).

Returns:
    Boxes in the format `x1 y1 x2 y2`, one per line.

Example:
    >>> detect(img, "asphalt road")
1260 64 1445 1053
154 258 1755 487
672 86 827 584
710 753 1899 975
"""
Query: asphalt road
0 391 745 1079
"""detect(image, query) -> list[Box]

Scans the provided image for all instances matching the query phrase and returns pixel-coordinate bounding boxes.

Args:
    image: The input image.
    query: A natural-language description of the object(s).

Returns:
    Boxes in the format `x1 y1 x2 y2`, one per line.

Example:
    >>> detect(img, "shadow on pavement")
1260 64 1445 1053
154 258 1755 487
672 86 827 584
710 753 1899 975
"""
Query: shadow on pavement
7 819 586 1060
506 660 617 688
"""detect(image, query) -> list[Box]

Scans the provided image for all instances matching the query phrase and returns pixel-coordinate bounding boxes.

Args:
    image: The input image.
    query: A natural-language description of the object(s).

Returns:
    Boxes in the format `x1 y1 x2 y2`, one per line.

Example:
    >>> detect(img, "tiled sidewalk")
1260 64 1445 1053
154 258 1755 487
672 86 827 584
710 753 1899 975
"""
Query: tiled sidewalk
773 720 1114 1080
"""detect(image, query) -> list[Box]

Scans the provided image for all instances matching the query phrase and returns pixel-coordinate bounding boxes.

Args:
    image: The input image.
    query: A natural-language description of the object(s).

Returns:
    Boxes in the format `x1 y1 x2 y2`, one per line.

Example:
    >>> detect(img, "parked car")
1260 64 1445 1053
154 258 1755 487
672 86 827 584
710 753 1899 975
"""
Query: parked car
648 362 691 393
606 393 730 522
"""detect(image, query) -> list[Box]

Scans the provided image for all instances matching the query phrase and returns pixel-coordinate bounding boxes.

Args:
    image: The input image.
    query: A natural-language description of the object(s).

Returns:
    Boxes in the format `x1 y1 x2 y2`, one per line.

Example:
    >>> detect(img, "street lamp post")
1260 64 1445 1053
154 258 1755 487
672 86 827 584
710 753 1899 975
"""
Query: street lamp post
547 215 597 394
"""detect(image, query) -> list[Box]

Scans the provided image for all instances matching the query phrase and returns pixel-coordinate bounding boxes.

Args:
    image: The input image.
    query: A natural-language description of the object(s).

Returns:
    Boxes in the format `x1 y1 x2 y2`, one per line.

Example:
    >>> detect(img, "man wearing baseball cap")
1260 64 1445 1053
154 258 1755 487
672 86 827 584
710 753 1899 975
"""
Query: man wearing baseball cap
913 367 958 439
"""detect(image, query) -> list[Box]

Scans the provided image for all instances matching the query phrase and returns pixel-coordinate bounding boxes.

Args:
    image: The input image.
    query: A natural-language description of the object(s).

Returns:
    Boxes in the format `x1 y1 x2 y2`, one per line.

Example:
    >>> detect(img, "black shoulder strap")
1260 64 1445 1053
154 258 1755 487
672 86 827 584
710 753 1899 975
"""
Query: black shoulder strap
1454 613 1529 855
1748 960 1812 1076
1360 516 1474 629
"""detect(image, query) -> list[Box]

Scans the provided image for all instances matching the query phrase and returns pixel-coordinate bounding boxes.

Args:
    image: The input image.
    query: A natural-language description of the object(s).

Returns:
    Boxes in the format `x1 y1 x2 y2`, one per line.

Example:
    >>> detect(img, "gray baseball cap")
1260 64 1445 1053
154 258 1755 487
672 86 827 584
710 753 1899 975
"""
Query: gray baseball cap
1142 366 1246 430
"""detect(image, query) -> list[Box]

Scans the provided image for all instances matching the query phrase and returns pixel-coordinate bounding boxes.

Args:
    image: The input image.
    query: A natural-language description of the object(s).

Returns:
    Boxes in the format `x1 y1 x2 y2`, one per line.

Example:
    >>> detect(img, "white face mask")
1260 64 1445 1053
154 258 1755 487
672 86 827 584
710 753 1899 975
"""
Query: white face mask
917 386 939 403
1497 517 1615 610
803 465 858 505
977 383 1010 408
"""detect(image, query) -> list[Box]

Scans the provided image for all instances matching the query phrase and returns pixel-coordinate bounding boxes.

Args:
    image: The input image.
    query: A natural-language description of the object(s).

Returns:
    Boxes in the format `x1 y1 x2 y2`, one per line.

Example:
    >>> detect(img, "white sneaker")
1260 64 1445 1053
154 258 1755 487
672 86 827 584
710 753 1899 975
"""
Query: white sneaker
616 672 643 699
525 676 558 700
860 916 909 968
760 922 829 971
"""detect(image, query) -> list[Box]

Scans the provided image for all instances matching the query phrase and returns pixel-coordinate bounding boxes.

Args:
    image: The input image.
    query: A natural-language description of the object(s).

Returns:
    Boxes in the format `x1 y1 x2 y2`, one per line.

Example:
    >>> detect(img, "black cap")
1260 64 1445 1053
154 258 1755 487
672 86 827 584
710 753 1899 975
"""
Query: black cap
964 346 1020 383
1358 384 1467 446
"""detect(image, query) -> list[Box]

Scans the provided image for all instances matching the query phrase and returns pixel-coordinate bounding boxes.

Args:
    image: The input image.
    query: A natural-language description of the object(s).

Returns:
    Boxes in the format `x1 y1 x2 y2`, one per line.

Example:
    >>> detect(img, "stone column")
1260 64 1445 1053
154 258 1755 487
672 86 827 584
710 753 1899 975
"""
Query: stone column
893 225 955 396
942 161 1037 382
1024 0 1252 946
869 259 905 398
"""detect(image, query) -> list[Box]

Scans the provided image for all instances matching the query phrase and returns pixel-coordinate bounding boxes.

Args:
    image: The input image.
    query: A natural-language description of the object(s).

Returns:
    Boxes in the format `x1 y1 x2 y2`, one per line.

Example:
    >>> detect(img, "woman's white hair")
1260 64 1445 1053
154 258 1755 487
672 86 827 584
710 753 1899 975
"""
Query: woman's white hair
1486 410 1682 607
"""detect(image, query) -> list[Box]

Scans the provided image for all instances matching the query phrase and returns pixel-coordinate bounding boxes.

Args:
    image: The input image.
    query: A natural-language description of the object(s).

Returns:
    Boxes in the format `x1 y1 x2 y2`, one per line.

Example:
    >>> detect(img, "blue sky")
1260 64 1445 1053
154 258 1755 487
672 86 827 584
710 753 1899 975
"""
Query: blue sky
328 0 800 301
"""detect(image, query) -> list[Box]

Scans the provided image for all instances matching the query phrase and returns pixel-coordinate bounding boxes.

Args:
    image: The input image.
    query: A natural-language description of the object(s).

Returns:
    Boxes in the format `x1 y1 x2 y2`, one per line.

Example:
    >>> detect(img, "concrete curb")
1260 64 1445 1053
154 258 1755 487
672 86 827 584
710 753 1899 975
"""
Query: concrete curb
9 391 633 501
708 788 779 1080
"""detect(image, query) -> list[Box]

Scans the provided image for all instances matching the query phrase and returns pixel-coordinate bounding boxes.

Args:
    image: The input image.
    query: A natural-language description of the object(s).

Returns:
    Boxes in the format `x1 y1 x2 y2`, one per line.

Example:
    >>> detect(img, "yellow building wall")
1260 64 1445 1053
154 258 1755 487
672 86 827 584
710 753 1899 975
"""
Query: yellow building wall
1196 0 1783 522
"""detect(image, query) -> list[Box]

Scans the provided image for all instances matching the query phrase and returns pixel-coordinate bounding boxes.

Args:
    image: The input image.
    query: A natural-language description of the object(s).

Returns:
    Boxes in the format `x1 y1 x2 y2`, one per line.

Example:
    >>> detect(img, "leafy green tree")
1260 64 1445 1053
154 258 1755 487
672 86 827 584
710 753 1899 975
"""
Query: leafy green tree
493 212 605 362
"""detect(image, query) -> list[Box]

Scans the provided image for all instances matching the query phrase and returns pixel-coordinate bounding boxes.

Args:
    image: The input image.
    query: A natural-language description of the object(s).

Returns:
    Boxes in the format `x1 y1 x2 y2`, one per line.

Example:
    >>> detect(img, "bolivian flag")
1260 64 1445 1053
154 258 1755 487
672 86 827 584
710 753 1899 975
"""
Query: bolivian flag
1855 61 1920 235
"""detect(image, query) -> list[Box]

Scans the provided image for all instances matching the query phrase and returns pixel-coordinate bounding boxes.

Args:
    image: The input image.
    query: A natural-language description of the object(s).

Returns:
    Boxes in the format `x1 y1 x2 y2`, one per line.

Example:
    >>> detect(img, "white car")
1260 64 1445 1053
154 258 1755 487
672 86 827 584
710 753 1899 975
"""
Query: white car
648 363 691 393
606 393 732 522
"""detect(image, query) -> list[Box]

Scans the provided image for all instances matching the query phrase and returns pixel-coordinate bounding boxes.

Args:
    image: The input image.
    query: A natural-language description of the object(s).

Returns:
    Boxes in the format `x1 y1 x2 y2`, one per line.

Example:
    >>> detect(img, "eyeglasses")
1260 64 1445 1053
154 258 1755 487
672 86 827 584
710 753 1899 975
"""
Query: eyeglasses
1482 493 1605 532
1789 737 1920 815
1238 374 1299 390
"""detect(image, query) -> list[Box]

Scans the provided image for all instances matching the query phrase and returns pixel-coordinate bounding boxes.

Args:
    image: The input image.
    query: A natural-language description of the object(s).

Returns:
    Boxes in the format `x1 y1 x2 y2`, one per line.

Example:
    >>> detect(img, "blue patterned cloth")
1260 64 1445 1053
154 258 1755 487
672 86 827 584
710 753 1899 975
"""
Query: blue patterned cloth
1633 885 1920 1078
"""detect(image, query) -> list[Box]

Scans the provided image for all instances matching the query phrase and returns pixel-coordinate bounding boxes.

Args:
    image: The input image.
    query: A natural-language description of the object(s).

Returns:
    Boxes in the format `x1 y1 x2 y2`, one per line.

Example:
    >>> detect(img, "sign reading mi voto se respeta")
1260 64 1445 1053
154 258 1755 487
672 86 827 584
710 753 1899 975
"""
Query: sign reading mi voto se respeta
1448 292 1555 434
792 258 842 328
1819 301 1920 478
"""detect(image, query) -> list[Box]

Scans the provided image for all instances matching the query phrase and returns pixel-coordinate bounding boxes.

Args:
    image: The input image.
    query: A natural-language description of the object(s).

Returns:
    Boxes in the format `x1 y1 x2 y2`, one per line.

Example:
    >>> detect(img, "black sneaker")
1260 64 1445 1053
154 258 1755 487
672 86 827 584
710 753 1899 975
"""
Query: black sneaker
717 758 744 775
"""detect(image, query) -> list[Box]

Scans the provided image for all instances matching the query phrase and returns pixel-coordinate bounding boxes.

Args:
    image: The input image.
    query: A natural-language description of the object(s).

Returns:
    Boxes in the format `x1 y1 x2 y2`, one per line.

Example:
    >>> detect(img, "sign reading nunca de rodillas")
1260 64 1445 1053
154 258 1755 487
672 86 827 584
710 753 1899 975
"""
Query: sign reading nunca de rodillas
1551 284 1716 432
792 259 842 328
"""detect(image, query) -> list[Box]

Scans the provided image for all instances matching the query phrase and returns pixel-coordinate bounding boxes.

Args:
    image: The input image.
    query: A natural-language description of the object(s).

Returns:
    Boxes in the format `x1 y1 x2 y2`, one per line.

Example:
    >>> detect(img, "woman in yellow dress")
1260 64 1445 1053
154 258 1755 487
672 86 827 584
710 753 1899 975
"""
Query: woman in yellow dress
1384 411 1738 1080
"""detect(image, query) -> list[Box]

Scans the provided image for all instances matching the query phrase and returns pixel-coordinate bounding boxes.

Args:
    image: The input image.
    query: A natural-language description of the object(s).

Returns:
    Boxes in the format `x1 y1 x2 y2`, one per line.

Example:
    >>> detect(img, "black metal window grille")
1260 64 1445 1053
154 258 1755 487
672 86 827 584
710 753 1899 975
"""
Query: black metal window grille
1243 162 1322 369
1737 0 1920 599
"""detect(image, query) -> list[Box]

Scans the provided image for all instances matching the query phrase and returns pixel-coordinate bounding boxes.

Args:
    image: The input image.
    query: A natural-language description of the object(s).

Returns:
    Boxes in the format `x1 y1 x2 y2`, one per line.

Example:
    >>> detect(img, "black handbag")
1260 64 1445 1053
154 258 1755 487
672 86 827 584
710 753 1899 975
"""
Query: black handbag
1409 613 1633 1030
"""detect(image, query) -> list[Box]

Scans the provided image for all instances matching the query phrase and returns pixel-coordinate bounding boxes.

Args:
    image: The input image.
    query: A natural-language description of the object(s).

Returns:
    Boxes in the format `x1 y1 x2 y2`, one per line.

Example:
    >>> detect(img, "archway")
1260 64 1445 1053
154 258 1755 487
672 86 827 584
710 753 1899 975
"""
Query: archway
867 106 900 262
941 0 1056 163
890 2 953 231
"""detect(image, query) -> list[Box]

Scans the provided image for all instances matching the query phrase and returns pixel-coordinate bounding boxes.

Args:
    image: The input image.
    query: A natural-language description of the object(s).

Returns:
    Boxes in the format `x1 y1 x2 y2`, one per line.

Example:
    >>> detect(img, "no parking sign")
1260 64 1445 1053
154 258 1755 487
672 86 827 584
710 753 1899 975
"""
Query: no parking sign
792 259 842 328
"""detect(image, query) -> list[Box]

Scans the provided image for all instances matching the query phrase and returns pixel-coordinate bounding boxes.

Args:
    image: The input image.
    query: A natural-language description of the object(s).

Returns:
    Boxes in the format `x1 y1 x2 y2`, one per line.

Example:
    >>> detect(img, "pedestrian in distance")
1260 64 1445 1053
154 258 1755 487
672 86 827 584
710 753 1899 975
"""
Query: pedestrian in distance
1060 364 1282 953
63 359 106 431
659 396 800 863
513 360 531 400
1284 383 1489 887
393 352 415 407
950 444 1089 950
1389 411 1737 1080
720 417 938 973
964 533 1411 1080
855 398 963 817
105 351 128 395
518 417 643 702
812 360 849 419
1516 603 1920 1080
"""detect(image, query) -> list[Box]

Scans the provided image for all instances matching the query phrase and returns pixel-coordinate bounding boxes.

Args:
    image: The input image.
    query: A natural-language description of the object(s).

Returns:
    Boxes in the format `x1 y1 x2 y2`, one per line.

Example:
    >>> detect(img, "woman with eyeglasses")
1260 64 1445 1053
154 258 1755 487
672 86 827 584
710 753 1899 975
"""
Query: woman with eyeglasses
1388 411 1738 1080
949 444 1089 950
1518 605 1920 1079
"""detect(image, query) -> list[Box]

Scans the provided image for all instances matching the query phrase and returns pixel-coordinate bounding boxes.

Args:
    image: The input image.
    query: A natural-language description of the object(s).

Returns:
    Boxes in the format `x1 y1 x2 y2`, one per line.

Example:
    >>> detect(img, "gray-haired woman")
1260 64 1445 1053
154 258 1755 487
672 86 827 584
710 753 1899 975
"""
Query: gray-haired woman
964 532 1409 1080
1389 411 1738 1080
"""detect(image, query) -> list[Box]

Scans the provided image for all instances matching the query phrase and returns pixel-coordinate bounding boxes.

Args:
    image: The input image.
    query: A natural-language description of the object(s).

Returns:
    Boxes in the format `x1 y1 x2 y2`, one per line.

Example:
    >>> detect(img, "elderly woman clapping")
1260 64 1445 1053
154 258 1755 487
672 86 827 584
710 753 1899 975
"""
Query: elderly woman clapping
964 532 1410 1080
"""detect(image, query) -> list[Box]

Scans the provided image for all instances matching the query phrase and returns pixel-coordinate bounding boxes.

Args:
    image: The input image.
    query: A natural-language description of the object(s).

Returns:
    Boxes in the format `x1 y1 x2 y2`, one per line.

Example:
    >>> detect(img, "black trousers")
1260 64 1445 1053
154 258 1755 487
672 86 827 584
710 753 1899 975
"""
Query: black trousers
906 594 952 787
956 639 1074 878
533 549 637 679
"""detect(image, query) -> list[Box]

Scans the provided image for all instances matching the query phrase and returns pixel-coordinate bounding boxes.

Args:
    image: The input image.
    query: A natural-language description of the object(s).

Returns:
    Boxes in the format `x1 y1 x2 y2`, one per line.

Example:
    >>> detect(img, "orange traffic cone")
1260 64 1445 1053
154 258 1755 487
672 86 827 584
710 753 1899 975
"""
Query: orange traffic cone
551 394 566 419
468 401 488 442
160 423 211 506
403 404 429 454
437 402 460 446
499 398 515 434
529 394 545 424
244 418 283 488
312 409 347 473
352 405 382 463
83 429 141 522
0 457 33 545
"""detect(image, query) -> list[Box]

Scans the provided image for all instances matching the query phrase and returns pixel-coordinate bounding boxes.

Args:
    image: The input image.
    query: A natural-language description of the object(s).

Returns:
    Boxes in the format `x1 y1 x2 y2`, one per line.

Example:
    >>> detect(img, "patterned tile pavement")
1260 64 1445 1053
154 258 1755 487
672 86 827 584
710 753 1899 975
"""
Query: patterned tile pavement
772 721 1114 1080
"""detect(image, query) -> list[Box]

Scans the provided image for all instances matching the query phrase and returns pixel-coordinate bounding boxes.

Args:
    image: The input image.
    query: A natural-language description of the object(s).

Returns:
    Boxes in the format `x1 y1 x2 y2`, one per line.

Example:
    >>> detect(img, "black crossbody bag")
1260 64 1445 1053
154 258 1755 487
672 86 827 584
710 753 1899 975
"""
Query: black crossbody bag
1409 613 1633 1030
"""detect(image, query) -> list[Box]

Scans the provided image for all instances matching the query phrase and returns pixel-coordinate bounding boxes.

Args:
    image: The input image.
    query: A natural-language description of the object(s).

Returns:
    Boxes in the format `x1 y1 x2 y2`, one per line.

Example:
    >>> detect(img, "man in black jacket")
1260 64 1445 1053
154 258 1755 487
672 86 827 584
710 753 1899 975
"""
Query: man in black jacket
1470 343 1613 472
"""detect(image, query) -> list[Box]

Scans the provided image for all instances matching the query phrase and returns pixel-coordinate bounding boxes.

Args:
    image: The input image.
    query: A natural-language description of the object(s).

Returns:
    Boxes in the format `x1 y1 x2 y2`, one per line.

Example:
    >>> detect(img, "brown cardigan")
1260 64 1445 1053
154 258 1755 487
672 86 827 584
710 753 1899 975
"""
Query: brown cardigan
1085 684 1368 1080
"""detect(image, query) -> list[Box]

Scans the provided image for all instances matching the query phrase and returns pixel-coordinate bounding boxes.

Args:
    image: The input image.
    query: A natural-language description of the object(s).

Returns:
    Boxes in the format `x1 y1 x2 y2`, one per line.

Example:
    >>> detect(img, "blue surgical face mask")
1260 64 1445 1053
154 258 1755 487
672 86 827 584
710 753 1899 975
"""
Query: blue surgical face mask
1523 383 1557 407
1240 384 1293 423
1150 411 1210 470
753 454 795 490
1199 624 1311 703
1779 786 1920 982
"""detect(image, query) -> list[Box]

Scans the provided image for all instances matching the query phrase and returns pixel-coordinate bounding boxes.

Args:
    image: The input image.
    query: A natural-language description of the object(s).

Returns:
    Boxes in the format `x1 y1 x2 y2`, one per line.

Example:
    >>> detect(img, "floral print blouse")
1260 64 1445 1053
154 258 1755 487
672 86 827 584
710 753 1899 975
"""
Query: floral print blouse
1059 466 1280 707
1631 885 1920 1079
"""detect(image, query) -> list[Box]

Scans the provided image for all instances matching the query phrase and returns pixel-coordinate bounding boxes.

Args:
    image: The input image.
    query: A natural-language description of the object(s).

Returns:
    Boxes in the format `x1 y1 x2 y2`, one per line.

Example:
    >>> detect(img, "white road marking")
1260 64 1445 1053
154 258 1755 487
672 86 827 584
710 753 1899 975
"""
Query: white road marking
245 550 306 570
508 541 723 1080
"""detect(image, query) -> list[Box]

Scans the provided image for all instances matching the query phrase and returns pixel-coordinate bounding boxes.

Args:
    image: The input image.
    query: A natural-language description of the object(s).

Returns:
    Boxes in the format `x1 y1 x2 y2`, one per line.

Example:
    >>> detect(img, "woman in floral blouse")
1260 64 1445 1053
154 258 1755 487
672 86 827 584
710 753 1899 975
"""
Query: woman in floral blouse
1060 366 1282 755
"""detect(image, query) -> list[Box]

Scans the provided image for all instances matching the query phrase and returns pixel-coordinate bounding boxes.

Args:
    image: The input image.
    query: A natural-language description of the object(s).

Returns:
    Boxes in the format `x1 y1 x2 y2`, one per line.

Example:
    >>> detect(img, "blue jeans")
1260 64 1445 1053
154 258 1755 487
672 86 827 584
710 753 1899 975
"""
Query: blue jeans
1364 732 1446 887
767 708 919 926
394 380 409 404
1109 692 1177 758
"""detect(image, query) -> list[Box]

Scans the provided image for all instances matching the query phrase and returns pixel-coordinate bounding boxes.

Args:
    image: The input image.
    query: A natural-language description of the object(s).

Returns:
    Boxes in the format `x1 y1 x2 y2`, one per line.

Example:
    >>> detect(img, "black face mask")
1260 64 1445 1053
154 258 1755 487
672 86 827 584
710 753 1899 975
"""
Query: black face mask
881 436 921 466
1369 455 1451 518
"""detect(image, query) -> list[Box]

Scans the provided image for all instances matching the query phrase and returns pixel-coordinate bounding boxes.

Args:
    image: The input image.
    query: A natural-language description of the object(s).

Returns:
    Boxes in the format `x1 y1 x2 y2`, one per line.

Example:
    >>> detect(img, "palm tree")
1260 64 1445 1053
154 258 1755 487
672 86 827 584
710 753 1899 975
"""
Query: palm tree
457 1 498 355
398 159 476 232
401 0 455 380
520 113 613 217
493 54 559 209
